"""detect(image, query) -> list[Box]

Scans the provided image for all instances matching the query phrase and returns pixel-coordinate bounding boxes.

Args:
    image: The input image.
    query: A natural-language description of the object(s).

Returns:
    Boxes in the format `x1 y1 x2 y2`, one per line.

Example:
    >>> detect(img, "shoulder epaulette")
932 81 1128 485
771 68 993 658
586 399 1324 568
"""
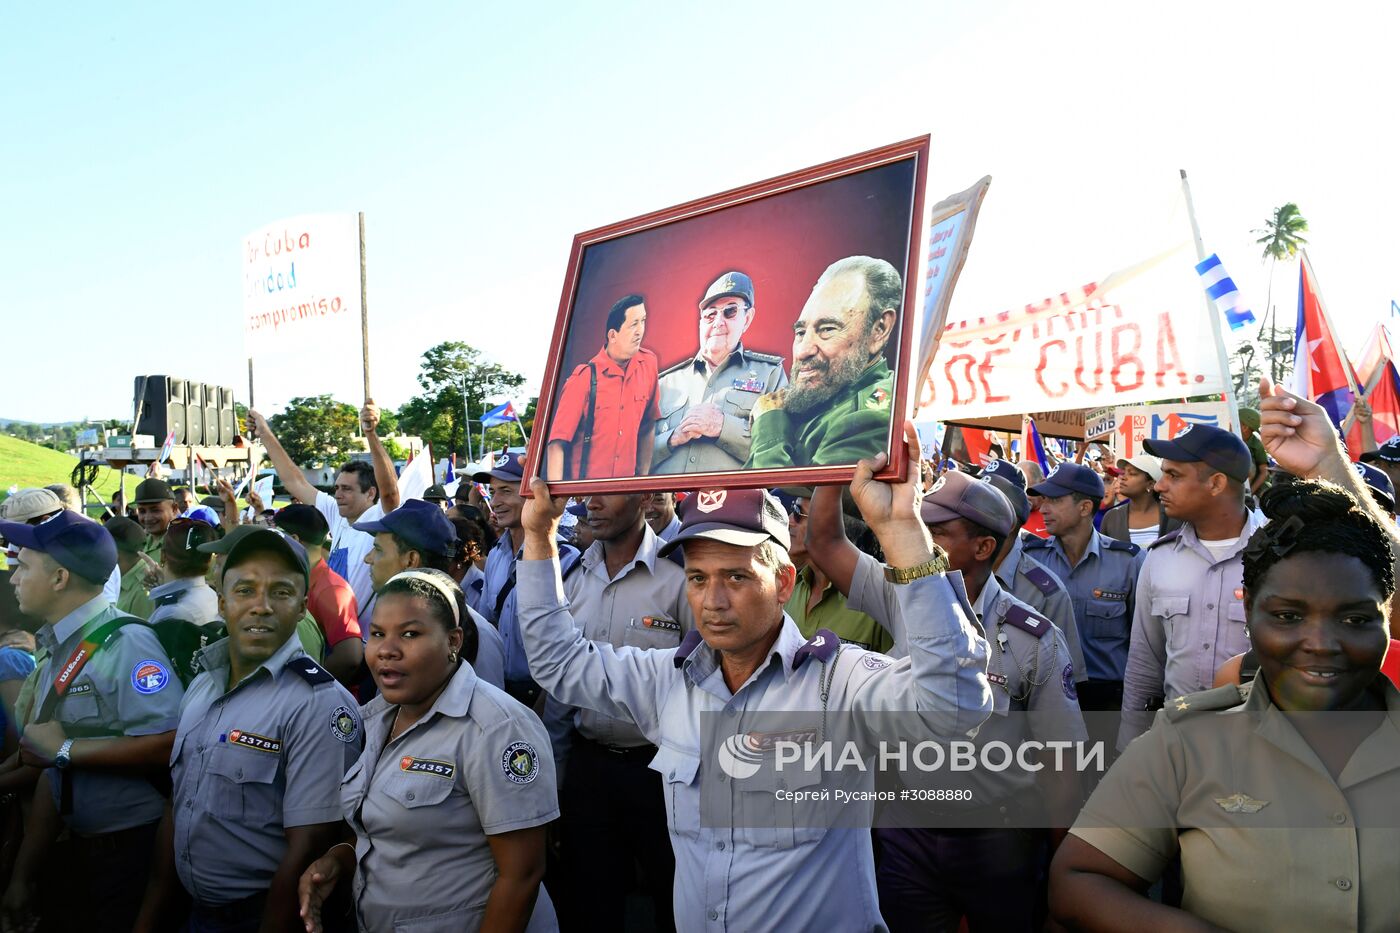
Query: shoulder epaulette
1148 529 1183 550
1104 537 1141 556
744 350 785 365
288 657 335 686
1023 536 1052 550
153 592 183 607
1163 683 1248 721
673 629 705 667
1022 563 1060 595
1003 604 1051 638
793 629 841 669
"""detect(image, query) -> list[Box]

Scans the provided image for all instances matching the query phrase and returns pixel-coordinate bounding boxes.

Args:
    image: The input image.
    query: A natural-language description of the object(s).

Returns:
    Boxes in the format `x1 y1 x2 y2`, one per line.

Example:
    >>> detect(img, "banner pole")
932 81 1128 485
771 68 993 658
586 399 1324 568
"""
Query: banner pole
1180 170 1239 431
462 378 474 466
359 212 371 402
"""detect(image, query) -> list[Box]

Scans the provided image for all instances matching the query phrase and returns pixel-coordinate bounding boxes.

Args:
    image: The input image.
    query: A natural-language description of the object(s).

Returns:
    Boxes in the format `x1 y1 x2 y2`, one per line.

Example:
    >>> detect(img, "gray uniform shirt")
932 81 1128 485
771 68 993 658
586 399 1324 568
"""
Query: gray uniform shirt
1117 511 1267 748
148 576 220 627
171 634 361 904
517 556 992 933
343 660 560 932
997 534 1087 682
544 526 693 760
33 596 184 834
652 345 788 474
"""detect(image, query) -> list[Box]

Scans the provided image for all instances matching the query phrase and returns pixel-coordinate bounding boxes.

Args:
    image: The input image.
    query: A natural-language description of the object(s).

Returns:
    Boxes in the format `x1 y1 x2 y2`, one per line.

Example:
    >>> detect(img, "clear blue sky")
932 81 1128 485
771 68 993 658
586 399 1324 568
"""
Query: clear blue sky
4 1 1395 423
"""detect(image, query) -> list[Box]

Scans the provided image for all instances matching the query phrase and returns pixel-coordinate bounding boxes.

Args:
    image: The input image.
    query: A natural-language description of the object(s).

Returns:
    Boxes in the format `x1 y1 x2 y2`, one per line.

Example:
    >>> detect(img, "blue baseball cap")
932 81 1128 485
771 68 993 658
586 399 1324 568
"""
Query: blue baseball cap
0 510 117 584
471 450 526 484
1028 462 1105 500
980 473 1030 526
979 459 1027 491
353 499 458 558
1356 461 1396 513
1360 436 1400 465
1142 423 1252 484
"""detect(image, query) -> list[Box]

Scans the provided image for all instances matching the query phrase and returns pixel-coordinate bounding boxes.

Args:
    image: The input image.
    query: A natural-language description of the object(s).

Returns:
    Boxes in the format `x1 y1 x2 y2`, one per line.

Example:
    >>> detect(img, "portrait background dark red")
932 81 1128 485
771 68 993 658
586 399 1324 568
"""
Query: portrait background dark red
554 159 917 394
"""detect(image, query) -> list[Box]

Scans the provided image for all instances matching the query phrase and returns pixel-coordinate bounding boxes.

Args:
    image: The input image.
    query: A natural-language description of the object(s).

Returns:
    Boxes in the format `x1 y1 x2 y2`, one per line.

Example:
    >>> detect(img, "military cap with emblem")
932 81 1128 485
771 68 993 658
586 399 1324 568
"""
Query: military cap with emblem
1142 423 1251 484
423 483 449 503
978 462 1031 526
1028 462 1105 500
699 270 754 309
658 488 791 558
1355 461 1396 513
133 477 176 504
921 469 1017 538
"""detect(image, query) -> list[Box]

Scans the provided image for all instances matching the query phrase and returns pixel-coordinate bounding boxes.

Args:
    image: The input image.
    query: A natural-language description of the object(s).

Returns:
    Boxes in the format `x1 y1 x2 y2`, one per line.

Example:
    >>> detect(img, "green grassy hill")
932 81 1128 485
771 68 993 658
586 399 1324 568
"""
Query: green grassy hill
0 434 144 509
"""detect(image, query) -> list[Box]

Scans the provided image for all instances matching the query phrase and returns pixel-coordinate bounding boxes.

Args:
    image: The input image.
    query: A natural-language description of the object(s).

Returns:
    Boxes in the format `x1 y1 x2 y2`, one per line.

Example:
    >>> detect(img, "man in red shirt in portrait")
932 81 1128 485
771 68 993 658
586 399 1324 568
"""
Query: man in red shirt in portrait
547 294 660 481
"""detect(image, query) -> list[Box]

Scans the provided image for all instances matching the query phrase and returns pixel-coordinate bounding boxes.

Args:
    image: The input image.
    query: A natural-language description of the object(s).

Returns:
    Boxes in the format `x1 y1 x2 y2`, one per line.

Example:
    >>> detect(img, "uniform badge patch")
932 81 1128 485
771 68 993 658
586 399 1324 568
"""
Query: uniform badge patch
330 706 359 743
228 729 281 753
1092 589 1128 601
494 453 511 468
400 756 456 779
732 377 765 392
865 387 890 410
642 616 681 633
502 741 540 784
67 681 94 697
1233 588 1244 601
862 654 892 671
131 659 170 695
1062 663 1077 701
988 672 1008 687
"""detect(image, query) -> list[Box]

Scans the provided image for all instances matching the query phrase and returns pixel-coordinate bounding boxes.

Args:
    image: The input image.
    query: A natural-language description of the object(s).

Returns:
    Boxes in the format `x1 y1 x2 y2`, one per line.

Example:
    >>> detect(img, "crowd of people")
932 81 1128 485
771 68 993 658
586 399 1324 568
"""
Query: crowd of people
0 376 1396 933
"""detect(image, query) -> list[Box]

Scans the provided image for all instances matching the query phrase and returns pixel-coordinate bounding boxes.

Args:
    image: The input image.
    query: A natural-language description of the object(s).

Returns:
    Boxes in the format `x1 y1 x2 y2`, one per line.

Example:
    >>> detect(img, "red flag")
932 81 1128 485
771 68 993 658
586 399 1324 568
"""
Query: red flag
1288 252 1359 429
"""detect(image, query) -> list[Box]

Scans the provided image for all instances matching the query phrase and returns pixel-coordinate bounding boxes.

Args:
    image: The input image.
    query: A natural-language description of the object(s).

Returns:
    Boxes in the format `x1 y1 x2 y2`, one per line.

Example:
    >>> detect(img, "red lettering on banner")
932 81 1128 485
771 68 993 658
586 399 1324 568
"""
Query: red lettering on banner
1111 324 1145 391
1037 341 1069 397
978 348 1010 404
1073 333 1104 394
944 355 978 405
1155 312 1188 387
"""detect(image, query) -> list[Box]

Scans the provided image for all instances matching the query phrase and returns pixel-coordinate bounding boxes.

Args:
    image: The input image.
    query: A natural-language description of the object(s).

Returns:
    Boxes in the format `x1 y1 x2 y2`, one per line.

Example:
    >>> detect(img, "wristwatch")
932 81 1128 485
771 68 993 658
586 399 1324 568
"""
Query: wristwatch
883 552 948 584
54 739 75 770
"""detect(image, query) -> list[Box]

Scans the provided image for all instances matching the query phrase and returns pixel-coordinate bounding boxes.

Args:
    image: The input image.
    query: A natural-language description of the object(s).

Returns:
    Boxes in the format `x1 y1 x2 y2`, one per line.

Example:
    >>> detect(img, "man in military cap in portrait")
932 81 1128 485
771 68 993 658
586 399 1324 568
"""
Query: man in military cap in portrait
744 256 901 470
652 271 787 474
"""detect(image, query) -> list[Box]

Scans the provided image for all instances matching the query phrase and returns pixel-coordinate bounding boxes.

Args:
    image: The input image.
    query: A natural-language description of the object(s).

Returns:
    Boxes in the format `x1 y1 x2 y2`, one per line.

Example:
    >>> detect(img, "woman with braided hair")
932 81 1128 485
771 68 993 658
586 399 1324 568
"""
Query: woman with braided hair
299 568 559 932
1050 479 1400 931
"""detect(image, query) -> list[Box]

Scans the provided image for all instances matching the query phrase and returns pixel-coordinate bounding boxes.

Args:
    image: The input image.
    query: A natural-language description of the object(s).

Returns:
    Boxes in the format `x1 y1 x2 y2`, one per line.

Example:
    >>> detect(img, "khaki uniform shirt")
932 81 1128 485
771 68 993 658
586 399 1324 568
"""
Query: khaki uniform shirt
745 358 894 470
1074 679 1400 932
343 661 559 932
786 564 893 654
653 345 788 474
117 562 155 620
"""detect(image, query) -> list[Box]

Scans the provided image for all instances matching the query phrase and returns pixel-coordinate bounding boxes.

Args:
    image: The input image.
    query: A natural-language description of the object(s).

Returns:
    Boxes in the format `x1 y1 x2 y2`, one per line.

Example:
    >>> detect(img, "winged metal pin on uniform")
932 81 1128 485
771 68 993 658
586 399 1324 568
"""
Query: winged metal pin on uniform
1214 793 1269 814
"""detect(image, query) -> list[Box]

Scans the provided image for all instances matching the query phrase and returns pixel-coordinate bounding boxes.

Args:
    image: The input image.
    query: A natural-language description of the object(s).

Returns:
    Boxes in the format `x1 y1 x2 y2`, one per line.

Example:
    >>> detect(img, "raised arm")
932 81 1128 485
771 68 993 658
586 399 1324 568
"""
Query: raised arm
361 400 399 513
247 409 319 505
515 478 671 740
805 484 859 597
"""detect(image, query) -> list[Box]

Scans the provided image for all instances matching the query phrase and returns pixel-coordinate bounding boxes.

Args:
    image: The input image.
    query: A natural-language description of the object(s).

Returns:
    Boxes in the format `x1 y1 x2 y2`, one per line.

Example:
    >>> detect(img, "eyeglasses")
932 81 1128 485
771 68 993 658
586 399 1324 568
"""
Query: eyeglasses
701 304 746 324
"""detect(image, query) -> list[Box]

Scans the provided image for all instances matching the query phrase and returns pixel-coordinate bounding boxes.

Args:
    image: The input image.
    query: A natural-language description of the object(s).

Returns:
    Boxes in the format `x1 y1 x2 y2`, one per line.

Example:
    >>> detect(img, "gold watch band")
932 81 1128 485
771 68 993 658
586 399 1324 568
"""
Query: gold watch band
883 552 948 584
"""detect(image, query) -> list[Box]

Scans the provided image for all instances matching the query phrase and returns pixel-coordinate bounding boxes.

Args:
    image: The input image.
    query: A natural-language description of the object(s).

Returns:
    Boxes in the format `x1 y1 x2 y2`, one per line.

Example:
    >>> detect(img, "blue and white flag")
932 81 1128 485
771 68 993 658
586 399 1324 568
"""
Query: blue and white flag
481 401 519 427
1195 254 1256 331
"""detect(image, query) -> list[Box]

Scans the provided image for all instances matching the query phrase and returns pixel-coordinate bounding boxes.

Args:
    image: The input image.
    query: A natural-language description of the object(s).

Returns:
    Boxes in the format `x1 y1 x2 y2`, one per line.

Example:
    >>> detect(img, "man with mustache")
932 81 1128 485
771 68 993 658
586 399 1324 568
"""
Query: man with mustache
652 272 787 474
744 256 901 470
547 294 660 481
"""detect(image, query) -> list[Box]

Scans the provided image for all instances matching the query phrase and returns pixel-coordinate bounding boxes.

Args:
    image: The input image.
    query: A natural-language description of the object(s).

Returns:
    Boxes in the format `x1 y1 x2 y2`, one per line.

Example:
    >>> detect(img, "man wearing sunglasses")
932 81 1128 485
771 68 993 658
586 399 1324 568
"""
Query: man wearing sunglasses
652 271 788 474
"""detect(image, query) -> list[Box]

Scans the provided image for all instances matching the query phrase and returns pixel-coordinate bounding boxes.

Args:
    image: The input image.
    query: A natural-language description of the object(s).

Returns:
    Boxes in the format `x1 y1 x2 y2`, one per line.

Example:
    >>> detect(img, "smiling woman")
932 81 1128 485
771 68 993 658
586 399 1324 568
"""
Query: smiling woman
1049 479 1400 932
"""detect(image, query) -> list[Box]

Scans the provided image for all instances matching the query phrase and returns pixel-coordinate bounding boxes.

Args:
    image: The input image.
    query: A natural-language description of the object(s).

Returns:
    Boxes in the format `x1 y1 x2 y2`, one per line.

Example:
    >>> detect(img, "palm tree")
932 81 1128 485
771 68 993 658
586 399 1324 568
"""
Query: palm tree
1253 203 1309 381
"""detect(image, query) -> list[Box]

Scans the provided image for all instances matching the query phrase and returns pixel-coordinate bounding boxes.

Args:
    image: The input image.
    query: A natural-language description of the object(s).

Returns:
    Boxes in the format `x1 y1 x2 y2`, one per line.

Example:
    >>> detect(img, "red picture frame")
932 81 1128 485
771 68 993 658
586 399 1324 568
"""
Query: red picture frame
523 135 930 497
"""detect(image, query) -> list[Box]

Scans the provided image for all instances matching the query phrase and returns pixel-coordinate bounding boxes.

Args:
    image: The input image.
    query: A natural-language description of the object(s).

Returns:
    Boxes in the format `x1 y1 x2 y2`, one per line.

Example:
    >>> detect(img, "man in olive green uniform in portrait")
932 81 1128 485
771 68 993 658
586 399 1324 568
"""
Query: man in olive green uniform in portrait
745 255 900 470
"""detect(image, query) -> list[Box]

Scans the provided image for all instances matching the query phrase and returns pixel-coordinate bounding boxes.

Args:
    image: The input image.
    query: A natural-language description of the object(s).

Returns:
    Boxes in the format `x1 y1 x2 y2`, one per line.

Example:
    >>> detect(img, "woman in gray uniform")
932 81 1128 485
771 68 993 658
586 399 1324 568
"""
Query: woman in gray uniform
299 569 559 932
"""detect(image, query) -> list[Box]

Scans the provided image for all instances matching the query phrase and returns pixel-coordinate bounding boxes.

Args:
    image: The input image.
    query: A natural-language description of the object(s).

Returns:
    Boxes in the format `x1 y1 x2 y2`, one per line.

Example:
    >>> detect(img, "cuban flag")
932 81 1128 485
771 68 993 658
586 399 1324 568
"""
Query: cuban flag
157 429 176 464
1289 251 1358 429
1025 418 1051 473
1195 253 1256 331
481 401 519 427
444 454 456 486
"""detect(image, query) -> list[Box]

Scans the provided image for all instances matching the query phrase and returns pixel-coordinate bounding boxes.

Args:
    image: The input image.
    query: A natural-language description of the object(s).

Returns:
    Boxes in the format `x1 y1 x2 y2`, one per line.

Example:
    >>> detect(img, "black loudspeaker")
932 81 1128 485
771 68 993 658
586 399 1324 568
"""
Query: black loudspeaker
186 383 206 446
218 387 237 446
134 376 187 445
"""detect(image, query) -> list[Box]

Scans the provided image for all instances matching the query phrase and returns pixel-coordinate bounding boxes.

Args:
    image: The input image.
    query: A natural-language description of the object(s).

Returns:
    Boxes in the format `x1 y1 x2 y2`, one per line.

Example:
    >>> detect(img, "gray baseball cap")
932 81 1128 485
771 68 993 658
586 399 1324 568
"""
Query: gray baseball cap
921 470 1016 538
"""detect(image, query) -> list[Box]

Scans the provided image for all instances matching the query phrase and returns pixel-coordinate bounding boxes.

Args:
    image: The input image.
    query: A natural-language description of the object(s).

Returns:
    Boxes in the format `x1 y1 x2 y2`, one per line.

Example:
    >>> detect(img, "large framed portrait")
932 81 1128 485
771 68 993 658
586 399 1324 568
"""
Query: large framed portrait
524 136 930 496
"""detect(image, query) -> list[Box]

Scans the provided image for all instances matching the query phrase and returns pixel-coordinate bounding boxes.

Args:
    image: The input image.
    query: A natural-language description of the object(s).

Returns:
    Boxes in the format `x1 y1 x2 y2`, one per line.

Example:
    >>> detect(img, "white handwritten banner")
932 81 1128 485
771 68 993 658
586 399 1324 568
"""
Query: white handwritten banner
242 214 361 354
920 246 1226 420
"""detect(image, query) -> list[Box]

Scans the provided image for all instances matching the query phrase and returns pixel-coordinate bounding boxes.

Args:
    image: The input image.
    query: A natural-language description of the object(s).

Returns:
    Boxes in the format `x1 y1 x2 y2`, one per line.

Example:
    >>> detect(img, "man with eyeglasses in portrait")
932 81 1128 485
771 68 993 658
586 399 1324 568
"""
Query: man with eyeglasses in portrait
652 271 788 474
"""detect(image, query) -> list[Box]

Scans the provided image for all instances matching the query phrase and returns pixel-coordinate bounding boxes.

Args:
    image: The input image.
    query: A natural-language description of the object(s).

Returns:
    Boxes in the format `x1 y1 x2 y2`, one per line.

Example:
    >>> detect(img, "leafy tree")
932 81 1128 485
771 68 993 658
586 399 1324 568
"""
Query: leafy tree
268 395 360 467
395 342 526 461
1253 203 1308 382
